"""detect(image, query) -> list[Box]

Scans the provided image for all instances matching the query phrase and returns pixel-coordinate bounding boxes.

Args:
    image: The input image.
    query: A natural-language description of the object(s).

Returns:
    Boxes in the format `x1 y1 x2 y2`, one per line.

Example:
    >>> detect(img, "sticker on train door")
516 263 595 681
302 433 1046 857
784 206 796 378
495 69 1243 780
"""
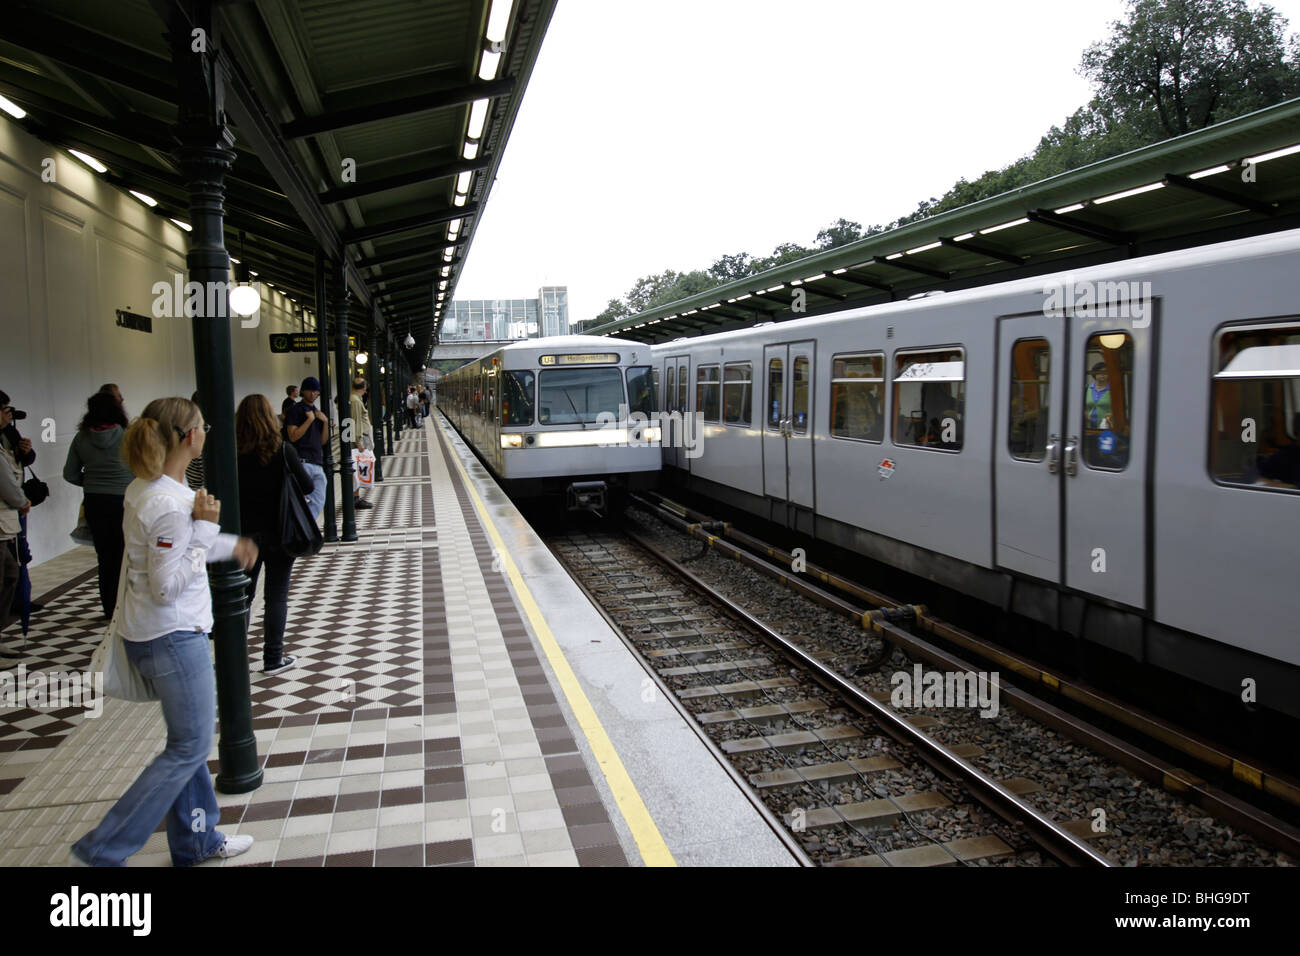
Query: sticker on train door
878 458 896 480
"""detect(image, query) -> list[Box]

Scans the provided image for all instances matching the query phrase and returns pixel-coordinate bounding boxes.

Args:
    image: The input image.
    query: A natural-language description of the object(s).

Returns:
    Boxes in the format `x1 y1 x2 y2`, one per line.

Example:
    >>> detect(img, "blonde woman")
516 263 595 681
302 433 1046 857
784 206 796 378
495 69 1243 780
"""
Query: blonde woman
71 396 259 867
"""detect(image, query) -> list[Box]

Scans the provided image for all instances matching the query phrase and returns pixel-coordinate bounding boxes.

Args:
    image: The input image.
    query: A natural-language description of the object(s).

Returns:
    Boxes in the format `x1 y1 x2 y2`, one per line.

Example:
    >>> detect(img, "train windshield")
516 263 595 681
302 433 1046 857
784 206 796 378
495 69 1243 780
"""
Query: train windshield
626 366 658 415
502 370 534 425
538 367 625 424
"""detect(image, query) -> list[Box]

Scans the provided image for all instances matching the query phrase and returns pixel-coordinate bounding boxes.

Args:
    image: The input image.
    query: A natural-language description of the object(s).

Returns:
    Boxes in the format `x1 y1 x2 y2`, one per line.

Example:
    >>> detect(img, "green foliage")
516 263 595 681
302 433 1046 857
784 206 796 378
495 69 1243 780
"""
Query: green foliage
590 0 1300 326
1081 0 1299 139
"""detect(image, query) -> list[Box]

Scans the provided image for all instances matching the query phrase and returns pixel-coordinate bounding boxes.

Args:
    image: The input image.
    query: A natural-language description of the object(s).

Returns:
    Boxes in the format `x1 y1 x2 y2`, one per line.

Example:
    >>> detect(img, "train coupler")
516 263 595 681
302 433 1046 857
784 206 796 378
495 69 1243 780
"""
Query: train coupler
566 481 607 515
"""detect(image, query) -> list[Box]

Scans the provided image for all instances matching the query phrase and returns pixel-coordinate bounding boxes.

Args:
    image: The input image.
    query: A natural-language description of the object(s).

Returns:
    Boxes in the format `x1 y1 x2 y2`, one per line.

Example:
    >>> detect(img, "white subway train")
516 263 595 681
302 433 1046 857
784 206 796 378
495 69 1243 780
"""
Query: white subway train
651 230 1300 717
439 335 661 510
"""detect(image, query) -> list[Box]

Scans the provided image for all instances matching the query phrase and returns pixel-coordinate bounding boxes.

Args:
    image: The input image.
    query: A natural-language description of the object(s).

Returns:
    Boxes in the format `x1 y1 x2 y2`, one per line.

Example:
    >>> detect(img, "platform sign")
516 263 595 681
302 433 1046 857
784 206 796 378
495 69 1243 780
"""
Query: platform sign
270 333 358 353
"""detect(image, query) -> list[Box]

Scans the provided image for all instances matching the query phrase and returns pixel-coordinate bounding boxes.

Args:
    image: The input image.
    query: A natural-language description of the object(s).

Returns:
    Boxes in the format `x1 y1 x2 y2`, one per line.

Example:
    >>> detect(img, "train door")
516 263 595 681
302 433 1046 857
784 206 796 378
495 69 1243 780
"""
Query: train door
665 353 689 470
995 317 1064 581
762 341 815 514
995 305 1153 609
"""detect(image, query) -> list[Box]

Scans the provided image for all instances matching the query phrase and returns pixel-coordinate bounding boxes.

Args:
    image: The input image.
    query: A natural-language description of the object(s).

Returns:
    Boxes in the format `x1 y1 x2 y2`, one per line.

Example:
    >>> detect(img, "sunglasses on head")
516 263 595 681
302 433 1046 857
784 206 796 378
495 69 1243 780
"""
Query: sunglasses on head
174 423 212 439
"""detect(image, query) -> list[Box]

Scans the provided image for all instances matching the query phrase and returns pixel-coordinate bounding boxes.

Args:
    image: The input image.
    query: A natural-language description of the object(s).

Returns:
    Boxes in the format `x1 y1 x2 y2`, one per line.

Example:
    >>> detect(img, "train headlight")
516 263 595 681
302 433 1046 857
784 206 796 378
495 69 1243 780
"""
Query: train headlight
642 426 661 442
501 433 524 449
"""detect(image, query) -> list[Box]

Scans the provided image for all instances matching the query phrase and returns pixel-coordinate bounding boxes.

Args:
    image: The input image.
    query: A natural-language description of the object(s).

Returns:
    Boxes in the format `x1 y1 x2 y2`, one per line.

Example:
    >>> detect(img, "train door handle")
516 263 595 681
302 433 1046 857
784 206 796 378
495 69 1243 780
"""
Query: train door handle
1064 436 1079 476
1046 434 1060 473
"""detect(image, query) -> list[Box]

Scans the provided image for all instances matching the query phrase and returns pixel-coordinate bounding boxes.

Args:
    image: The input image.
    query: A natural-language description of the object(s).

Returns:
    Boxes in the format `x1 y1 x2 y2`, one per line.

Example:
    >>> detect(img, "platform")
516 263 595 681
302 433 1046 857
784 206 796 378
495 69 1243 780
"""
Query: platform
0 415 797 867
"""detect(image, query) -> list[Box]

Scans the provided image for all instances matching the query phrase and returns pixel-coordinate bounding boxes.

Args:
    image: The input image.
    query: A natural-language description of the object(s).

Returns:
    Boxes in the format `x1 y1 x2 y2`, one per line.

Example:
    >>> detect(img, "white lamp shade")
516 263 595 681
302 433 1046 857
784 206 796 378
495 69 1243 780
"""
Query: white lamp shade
229 283 260 317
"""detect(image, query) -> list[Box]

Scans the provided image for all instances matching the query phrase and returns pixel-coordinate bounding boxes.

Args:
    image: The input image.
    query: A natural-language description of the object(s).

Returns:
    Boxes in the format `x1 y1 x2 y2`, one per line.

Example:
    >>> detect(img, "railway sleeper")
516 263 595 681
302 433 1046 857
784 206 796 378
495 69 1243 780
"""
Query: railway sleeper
786 778 1041 830
748 742 985 789
827 835 1016 867
676 677 797 701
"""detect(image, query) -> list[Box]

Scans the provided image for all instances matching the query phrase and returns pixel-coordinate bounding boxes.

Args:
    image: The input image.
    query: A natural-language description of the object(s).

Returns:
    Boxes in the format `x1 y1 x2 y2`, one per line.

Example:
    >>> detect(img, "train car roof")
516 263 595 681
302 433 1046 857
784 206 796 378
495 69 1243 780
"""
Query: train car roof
650 227 1300 350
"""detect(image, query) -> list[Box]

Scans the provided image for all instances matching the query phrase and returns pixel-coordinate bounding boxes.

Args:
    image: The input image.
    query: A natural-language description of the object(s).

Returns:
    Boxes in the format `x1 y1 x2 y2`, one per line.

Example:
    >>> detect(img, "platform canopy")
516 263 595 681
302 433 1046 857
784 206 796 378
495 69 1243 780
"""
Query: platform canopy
0 0 555 368
591 98 1300 344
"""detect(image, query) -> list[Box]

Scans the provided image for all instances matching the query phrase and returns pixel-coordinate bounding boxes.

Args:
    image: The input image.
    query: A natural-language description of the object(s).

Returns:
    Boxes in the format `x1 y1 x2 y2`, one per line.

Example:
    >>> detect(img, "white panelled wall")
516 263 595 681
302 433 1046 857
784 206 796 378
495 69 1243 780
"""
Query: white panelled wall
0 117 335 568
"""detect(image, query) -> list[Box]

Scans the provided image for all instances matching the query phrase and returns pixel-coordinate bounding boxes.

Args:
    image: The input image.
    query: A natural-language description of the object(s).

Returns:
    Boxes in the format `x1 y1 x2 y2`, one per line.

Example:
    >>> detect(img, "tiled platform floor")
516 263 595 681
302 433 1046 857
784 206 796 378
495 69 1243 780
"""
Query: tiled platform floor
0 423 627 866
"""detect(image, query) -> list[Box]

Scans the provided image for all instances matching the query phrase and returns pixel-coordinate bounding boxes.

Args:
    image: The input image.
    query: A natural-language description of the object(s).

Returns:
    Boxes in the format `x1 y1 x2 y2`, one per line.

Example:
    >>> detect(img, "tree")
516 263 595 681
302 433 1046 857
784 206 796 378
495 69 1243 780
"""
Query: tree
592 297 629 326
708 252 757 282
815 218 864 249
1081 0 1300 139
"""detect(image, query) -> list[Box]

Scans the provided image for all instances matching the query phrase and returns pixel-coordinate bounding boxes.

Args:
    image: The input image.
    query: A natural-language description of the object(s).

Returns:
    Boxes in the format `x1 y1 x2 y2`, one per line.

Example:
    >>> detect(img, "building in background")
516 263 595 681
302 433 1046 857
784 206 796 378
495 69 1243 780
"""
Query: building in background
441 286 569 341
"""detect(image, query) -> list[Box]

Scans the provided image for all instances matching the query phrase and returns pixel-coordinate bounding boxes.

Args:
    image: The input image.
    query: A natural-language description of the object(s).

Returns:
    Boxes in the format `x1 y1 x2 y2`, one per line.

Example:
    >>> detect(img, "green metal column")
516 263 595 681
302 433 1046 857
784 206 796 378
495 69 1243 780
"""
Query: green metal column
334 264 358 542
369 320 385 481
172 2 260 794
314 251 338 543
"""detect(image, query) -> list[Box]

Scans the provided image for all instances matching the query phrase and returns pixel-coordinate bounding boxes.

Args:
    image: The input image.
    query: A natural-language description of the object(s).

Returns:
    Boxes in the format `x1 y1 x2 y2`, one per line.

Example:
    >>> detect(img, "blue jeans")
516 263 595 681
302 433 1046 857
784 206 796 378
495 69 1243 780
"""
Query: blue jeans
71 631 225 866
302 461 325 521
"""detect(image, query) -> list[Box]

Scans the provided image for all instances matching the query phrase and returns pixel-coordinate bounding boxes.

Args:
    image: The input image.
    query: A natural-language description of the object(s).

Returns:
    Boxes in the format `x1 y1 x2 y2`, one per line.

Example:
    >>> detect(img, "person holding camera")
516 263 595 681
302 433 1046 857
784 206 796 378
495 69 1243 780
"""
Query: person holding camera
0 395 31 660
70 396 259 867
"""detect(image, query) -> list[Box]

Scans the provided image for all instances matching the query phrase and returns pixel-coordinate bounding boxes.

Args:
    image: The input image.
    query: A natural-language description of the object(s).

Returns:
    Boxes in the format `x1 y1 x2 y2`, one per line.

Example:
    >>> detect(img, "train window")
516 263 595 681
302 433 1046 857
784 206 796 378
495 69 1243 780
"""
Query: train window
792 357 809 433
767 359 783 429
538 367 625 425
1082 333 1132 471
892 348 964 451
723 363 752 425
502 370 534 426
697 365 721 423
665 366 675 413
830 353 883 443
1211 323 1300 491
677 363 688 413
626 366 657 416
1008 339 1050 461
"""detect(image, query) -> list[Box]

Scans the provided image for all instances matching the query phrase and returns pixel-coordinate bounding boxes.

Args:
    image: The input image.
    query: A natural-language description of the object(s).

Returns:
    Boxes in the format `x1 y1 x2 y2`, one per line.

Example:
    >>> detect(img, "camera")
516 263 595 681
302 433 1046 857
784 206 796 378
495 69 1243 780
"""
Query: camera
8 409 25 420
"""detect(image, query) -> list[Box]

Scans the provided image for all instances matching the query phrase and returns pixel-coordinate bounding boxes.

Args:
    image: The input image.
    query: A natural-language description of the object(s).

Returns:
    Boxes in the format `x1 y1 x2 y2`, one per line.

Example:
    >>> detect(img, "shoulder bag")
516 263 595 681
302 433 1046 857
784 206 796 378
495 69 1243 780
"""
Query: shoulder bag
88 553 157 702
279 444 323 558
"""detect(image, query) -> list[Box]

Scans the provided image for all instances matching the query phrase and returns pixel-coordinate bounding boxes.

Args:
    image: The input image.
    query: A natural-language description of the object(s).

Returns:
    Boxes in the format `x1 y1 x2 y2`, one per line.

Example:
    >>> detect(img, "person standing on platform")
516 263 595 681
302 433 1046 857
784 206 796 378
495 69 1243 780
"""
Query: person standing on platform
62 392 134 618
349 376 373 511
0 396 30 662
70 396 258 867
280 385 298 426
236 395 313 675
285 376 328 520
405 386 418 429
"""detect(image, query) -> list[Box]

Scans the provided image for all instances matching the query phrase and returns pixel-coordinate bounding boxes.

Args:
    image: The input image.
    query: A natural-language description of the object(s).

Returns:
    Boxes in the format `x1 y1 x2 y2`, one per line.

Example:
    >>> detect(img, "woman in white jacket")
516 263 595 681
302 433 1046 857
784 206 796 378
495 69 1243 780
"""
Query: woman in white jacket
71 396 259 867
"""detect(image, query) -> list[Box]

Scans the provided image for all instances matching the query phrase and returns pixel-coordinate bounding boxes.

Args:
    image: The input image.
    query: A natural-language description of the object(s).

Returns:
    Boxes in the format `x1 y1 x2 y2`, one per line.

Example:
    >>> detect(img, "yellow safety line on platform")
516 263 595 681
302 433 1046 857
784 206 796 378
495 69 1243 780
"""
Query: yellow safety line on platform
433 419 677 867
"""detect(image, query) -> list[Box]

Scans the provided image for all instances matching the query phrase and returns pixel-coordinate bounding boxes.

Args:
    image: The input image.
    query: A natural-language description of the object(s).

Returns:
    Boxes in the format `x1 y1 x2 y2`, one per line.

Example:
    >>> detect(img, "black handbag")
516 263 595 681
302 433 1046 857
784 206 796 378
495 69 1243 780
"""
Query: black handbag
278 445 322 558
22 467 48 507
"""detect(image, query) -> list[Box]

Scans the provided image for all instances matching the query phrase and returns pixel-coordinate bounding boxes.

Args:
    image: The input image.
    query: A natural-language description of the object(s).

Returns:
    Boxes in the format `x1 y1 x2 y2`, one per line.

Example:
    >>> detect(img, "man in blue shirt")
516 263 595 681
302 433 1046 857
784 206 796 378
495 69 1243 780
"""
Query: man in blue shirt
285 377 329 520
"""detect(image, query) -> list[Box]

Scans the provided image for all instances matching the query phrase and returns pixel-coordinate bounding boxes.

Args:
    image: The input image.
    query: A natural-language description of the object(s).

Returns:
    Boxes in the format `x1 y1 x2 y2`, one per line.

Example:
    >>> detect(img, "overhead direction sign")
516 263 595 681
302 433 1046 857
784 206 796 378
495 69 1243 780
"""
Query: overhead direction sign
270 333 359 353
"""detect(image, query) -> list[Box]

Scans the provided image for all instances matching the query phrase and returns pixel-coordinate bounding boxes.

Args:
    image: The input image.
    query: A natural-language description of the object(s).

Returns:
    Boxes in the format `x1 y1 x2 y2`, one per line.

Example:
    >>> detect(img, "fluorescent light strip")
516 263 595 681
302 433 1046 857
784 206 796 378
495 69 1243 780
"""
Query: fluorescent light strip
1188 164 1230 180
766 284 784 292
1093 182 1163 204
885 252 904 260
1244 143 1300 165
952 232 975 241
906 241 941 255
0 95 25 119
130 190 158 207
478 50 501 81
979 217 1029 234
1053 203 1085 214
67 149 108 173
803 273 826 282
170 219 192 232
468 98 489 140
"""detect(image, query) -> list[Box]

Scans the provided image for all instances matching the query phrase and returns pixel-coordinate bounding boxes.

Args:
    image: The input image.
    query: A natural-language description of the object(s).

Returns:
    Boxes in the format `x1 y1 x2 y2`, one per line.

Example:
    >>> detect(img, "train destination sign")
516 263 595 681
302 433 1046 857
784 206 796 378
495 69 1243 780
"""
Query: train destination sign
270 333 358 353
539 353 619 365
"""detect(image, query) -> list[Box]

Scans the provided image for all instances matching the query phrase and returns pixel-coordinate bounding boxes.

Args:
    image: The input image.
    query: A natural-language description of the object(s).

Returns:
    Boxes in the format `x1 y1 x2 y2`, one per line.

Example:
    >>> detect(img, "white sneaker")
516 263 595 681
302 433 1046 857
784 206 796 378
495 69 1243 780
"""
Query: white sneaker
215 834 254 859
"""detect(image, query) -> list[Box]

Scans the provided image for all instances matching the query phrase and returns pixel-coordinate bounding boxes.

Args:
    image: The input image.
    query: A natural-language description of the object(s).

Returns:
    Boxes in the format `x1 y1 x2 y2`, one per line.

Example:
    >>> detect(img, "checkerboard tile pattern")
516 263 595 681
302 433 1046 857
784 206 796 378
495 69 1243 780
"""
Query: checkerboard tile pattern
0 420 634 866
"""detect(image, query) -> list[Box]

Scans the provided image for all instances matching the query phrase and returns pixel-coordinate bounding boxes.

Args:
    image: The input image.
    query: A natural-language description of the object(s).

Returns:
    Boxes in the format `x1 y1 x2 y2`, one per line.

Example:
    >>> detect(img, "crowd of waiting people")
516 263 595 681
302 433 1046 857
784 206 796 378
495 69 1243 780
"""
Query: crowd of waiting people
0 374 403 865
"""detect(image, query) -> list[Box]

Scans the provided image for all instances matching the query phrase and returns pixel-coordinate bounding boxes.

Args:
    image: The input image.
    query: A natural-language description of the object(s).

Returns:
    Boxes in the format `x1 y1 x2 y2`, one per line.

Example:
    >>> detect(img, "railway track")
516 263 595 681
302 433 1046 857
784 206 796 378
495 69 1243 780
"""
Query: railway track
628 491 1300 860
548 524 1112 867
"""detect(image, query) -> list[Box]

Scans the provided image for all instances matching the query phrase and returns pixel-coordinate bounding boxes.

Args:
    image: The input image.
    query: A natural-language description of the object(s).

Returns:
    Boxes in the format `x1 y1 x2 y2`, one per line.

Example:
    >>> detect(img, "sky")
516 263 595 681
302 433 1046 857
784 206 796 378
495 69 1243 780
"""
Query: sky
453 0 1300 326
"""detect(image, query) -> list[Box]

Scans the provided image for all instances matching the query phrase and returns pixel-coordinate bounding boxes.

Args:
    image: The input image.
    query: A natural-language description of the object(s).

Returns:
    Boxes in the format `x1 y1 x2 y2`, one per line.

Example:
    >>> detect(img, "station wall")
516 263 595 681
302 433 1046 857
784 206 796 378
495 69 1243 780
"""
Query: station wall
0 118 333 569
